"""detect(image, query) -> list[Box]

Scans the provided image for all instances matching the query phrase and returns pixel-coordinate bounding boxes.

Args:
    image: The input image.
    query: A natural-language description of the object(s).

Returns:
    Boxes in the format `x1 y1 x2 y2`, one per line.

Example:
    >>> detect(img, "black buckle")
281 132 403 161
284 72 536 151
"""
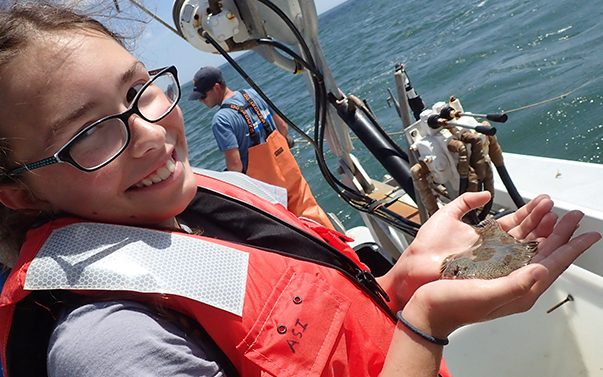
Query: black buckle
356 270 390 302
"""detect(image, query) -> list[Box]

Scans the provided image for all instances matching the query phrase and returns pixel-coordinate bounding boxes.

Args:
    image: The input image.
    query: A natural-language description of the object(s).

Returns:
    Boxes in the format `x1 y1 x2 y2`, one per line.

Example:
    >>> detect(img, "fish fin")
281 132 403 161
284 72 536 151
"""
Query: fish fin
475 218 498 230
475 218 498 227
440 254 456 275
475 218 503 238
525 240 539 258
526 240 539 251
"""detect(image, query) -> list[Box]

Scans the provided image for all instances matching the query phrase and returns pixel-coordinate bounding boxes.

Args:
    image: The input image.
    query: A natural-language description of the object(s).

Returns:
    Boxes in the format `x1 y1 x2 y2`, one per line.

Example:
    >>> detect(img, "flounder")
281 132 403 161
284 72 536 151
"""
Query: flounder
440 218 539 279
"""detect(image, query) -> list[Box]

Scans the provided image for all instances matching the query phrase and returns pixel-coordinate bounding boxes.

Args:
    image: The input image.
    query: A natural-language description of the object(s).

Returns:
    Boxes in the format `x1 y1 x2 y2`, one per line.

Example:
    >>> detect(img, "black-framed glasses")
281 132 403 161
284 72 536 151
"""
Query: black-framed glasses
8 66 181 176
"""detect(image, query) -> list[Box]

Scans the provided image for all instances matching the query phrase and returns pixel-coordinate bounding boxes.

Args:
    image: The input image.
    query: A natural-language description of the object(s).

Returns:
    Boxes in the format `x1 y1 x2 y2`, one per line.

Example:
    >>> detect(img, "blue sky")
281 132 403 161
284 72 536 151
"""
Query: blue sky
131 0 349 83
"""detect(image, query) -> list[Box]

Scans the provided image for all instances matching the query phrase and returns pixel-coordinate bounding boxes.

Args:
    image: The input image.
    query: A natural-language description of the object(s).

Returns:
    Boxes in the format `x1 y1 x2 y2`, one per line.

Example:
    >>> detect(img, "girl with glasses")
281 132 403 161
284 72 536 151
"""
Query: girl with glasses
0 3 599 377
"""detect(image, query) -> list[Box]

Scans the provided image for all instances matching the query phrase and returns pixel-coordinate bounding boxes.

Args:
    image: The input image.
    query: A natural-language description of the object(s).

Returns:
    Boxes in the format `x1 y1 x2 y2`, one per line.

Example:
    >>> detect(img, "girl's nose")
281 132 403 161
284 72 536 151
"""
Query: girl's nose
127 115 166 158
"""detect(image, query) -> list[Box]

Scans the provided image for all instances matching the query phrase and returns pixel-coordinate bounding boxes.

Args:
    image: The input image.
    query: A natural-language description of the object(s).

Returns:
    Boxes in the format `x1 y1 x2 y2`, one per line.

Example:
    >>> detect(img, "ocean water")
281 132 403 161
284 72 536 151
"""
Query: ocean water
179 0 603 228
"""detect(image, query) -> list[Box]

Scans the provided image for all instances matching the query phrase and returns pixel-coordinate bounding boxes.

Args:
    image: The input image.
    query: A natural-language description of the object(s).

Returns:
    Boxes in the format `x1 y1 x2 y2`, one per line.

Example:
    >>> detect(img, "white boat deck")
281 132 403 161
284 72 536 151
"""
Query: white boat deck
497 152 603 214
495 153 603 276
444 264 603 377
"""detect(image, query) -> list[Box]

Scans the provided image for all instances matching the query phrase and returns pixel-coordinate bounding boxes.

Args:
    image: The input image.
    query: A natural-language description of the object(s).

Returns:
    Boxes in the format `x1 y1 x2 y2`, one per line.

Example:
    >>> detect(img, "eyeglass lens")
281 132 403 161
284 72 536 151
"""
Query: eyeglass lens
69 70 180 170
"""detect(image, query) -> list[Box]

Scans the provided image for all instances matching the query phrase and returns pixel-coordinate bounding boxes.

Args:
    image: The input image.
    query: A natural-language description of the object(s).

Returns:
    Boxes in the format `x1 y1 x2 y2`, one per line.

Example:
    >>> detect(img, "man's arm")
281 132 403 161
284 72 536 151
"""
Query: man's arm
273 113 288 138
273 113 296 148
223 148 244 172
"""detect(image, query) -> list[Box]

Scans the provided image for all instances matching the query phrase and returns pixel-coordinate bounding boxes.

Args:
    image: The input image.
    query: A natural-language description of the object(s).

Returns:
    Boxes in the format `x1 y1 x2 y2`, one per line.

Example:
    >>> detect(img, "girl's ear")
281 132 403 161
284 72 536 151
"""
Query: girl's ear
0 182 49 210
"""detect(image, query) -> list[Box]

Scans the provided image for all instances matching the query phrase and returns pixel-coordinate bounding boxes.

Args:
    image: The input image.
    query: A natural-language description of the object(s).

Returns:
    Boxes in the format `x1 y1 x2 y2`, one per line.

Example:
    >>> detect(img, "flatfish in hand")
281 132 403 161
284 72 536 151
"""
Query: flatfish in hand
440 218 539 279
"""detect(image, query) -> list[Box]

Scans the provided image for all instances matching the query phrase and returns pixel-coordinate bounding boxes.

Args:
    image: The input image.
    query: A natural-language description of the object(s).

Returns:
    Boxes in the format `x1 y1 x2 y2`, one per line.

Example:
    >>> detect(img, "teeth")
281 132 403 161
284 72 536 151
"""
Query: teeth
136 157 176 188
166 159 175 173
156 167 171 180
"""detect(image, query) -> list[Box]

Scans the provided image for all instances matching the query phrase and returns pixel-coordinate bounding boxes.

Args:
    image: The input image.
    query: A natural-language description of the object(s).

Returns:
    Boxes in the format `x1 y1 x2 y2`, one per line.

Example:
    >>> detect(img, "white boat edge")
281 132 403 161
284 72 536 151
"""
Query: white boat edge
444 263 603 376
495 152 603 276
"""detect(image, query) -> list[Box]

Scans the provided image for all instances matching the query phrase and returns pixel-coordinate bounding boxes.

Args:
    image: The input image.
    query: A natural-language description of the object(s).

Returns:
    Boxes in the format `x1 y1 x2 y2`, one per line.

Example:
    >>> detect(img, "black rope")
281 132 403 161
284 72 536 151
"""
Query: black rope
197 0 421 236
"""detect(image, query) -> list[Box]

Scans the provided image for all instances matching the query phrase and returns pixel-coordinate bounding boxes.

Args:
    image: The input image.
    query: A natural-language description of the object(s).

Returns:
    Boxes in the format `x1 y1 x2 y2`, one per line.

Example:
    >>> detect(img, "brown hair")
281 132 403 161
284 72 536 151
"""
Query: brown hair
0 2 125 268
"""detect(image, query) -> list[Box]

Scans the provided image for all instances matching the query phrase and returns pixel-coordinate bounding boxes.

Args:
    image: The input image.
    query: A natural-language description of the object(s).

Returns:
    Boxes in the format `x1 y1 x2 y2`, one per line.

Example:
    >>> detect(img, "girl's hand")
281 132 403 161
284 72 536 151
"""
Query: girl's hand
402 208 600 337
383 192 563 308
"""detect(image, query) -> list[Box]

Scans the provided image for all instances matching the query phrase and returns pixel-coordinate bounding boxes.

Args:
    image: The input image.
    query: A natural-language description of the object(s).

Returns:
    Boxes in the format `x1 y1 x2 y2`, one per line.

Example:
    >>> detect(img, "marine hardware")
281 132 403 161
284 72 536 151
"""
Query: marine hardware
546 294 574 314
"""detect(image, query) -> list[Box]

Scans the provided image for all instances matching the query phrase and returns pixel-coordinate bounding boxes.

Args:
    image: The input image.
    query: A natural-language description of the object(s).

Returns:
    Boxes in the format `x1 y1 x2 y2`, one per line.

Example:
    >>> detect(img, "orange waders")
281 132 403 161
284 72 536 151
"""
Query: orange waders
225 91 335 229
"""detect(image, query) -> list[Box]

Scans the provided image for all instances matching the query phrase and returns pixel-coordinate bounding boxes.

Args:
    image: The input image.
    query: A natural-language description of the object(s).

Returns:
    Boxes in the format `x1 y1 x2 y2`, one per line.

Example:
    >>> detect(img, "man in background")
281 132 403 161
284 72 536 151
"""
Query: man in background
190 66 334 229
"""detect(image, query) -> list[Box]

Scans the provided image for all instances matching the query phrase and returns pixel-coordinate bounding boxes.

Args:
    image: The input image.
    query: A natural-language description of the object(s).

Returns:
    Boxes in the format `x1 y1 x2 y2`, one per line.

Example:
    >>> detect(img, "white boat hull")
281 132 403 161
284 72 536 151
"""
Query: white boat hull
495 153 603 276
444 264 603 377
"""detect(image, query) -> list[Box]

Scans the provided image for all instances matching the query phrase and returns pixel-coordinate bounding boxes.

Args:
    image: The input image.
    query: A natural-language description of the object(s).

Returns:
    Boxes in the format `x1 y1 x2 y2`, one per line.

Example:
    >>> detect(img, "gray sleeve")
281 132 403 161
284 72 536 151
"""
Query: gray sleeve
47 300 227 377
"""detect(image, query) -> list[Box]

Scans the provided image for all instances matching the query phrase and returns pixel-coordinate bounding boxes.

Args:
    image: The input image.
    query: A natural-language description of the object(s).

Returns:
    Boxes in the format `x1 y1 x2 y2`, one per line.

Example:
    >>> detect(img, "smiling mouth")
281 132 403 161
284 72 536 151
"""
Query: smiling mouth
134 157 176 188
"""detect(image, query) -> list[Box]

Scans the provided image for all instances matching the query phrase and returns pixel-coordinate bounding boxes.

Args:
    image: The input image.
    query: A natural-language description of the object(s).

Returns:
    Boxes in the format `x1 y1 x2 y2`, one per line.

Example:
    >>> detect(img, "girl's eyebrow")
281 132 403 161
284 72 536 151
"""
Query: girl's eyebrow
120 61 147 86
47 61 147 141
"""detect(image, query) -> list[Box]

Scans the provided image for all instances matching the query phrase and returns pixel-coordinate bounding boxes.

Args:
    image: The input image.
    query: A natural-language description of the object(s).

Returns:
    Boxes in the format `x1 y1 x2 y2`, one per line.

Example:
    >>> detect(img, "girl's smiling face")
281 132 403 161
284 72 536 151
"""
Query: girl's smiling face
0 30 198 227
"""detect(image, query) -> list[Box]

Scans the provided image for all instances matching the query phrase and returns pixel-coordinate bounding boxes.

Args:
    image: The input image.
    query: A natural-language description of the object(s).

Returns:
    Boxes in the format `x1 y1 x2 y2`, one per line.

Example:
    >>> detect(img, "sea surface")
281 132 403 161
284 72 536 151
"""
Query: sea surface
179 0 603 228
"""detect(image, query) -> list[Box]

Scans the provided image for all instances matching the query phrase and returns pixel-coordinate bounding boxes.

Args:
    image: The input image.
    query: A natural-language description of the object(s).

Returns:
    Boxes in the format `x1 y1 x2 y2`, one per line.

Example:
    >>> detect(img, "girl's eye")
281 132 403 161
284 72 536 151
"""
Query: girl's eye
126 84 145 104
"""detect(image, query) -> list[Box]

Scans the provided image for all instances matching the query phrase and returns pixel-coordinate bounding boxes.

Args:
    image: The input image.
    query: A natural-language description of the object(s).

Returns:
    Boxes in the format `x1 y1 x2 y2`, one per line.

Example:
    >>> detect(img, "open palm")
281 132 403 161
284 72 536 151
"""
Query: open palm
389 191 559 306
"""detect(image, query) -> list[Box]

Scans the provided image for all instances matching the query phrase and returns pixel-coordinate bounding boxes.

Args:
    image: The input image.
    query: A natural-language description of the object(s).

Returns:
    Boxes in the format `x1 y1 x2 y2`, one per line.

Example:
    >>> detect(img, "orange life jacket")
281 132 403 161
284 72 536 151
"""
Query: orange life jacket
0 171 451 377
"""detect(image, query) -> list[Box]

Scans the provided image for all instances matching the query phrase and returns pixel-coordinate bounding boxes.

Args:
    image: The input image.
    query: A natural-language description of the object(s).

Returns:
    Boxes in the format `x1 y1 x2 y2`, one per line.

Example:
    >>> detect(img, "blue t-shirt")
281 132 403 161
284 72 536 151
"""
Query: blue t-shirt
211 89 277 172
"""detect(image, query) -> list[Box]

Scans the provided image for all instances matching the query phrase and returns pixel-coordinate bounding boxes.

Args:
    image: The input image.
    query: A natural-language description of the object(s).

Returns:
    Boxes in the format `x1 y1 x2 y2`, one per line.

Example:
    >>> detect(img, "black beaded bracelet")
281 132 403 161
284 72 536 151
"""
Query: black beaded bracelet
396 311 449 346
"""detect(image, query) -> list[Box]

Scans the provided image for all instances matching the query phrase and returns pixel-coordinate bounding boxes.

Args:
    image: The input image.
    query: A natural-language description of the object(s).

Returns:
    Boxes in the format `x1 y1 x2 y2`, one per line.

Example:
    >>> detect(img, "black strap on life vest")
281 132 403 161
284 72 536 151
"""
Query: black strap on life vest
178 186 395 321
219 90 274 147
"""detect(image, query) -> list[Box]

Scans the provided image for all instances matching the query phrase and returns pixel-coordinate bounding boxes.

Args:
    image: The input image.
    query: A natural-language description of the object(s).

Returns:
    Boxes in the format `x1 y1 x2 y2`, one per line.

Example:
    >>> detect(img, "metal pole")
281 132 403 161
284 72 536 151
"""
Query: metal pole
393 64 413 129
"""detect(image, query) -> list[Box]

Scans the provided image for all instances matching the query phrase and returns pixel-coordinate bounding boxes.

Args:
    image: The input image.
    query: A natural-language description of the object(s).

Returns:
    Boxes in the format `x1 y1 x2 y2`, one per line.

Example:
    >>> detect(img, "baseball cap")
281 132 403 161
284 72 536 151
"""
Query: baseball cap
188 66 224 100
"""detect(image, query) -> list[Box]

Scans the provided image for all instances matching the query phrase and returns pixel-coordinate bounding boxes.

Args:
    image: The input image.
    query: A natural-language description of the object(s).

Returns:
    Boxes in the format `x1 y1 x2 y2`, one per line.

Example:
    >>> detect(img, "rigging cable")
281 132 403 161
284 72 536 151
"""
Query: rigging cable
126 0 421 234
251 0 420 234
251 0 420 233
127 0 182 36
198 2 360 199
201 31 420 235
199 32 316 145
503 77 599 114
249 0 358 195
296 75 601 143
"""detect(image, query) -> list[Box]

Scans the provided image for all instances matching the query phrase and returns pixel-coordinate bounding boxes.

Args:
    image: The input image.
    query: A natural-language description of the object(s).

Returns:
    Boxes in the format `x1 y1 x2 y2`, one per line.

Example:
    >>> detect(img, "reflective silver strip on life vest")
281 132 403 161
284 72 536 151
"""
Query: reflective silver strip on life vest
193 167 288 207
24 223 249 316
